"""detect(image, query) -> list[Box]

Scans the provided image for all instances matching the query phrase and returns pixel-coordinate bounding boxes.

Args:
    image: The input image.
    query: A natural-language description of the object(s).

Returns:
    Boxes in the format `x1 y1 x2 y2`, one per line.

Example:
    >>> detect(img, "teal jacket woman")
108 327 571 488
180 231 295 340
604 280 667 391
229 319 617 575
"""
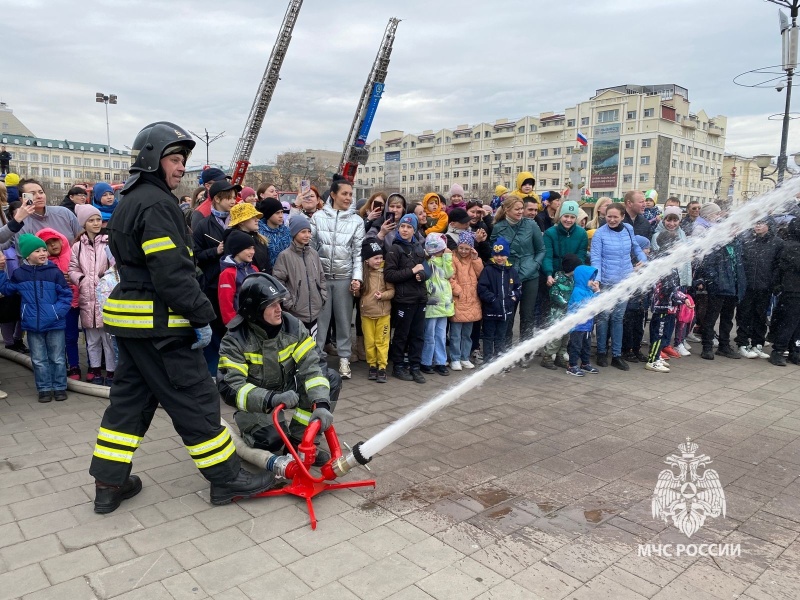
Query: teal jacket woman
490 216 545 282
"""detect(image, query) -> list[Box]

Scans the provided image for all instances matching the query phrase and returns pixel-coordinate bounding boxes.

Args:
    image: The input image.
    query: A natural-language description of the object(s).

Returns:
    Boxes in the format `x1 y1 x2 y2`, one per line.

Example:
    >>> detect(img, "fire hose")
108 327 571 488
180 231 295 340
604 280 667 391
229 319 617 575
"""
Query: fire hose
0 347 110 398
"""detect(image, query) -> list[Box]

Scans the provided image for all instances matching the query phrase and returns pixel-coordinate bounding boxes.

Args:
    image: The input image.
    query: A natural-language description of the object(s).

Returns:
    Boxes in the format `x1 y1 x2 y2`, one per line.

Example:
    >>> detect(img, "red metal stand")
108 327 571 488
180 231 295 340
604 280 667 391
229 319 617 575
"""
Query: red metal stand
250 405 376 530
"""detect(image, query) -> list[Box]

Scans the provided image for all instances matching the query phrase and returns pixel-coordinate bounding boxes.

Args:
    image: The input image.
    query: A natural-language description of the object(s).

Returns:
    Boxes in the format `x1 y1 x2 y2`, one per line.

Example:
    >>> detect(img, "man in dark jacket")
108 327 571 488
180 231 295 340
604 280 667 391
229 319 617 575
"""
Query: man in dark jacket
60 186 89 214
735 220 783 358
0 146 12 175
623 190 653 238
89 122 274 514
770 218 800 365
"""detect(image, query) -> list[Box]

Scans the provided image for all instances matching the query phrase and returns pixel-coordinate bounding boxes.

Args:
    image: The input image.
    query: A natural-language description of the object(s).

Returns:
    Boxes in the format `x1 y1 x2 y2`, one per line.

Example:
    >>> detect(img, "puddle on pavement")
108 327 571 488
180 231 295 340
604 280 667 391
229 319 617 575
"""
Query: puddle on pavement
467 486 516 509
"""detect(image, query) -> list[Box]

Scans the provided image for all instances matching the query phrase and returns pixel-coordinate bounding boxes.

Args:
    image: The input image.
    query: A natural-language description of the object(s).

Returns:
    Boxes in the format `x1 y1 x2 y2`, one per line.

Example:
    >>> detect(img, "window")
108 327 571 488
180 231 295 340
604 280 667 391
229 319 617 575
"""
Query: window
30 153 38 161
553 148 561 156
540 164 548 172
504 167 511 174
371 166 377 172
84 158 92 166
463 170 470 177
694 148 698 156
483 169 489 176
410 142 415 148
474 156 480 163
581 161 587 169
483 155 490 162
494 154 500 161
473 169 479 176
699 150 705 158
527 165 535 171
505 153 512 160
483 183 489 190
410 175 415 181
529 124 537 132
435 160 441 167
42 168 50 177
445 137 451 143
581 117 590 126
63 169 71 178
551 179 560 186
623 174 633 183
627 111 637 120
444 159 450 166
402 164 407 171
444 172 449 178
103 160 110 168
670 176 676 184
643 108 654 117
540 149 548 157
471 183 478 191
516 151 523 159
516 166 522 174
74 170 82 178
566 147 572 154
436 137 441 144
641 156 650 165
567 119 575 127
52 156 60 164
403 142 407 148
484 131 491 138
673 143 679 151
672 160 677 168
624 157 634 166
474 132 480 139
31 167 39 176
454 158 460 165
552 163 560 171
597 109 619 123
435 173 440 179
639 173 650 182
641 139 652 148
680 144 686 152
518 126 525 134
53 169 60 177
538 179 547 187
528 150 535 158
625 140 635 149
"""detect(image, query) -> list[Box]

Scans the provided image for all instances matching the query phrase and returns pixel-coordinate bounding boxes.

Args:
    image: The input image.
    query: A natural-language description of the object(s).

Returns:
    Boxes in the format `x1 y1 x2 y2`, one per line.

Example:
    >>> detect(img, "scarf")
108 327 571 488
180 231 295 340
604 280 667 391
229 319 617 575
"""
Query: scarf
505 215 520 226
211 208 230 228
609 222 625 232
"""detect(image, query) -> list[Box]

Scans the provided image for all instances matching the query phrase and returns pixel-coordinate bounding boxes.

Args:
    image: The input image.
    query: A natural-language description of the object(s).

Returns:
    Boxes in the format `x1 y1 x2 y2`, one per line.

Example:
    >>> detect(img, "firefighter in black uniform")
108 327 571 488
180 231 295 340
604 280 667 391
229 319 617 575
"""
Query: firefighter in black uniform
89 122 276 514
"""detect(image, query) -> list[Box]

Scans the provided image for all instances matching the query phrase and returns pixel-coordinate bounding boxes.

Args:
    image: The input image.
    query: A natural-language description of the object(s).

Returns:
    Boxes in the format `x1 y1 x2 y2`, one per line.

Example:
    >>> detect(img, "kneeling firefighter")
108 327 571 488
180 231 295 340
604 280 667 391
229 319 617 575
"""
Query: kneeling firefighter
217 273 340 468
89 121 276 513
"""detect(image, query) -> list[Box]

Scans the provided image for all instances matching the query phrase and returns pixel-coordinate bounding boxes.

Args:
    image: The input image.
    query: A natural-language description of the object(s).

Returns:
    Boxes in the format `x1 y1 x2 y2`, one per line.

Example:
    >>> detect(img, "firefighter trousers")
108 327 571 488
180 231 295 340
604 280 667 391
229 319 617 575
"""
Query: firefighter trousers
90 337 240 486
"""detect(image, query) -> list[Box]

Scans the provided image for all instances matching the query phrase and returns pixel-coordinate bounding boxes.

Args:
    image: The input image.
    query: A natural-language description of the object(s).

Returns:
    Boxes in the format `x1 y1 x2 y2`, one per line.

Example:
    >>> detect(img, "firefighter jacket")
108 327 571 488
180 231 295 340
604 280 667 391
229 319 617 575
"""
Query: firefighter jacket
217 313 332 425
102 172 216 337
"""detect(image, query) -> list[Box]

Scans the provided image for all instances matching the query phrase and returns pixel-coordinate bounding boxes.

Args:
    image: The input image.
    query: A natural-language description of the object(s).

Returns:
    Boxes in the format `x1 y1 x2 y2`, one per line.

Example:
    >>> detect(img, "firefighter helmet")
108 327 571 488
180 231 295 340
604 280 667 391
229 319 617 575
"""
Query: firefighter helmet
238 273 290 321
129 122 195 174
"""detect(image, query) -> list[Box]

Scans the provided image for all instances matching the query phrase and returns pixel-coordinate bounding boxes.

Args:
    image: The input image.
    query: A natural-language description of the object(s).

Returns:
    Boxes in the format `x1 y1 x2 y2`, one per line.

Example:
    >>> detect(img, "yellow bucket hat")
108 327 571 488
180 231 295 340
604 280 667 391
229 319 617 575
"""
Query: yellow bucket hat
229 201 263 227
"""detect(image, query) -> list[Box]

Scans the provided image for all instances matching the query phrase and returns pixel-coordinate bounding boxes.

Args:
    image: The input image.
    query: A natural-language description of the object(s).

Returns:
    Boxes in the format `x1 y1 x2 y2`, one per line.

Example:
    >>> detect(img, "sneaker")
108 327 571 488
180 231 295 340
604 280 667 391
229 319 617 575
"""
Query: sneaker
368 366 378 380
104 372 114 387
5 340 29 354
769 351 787 367
471 349 483 363
67 366 81 381
596 352 609 367
701 349 715 360
738 345 758 359
660 351 671 361
54 390 67 402
461 360 475 369
94 475 143 514
685 332 701 343
635 351 650 362
323 343 338 356
0 389 6 399
38 391 53 403
376 369 387 383
566 365 585 377
753 344 770 359
339 358 352 379
410 368 426 384
682 340 692 351
611 356 630 371
392 366 414 381
580 364 599 374
716 346 741 359
540 355 558 370
450 360 462 371
623 351 639 363
210 469 277 506
676 343 691 357
86 367 102 383
434 365 449 376
420 364 435 374
645 360 670 373
662 346 681 359
554 354 570 369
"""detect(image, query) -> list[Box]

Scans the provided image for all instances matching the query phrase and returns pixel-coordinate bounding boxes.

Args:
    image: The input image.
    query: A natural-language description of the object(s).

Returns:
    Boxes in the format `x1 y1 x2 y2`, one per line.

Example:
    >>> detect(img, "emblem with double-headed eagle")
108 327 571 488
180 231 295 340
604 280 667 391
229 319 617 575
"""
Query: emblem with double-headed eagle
651 438 726 538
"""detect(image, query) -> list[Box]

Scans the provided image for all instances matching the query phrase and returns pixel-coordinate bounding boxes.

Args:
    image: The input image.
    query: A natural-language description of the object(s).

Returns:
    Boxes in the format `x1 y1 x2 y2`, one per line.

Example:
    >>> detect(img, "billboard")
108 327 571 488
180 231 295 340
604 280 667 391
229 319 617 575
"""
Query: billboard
590 123 620 189
384 150 401 192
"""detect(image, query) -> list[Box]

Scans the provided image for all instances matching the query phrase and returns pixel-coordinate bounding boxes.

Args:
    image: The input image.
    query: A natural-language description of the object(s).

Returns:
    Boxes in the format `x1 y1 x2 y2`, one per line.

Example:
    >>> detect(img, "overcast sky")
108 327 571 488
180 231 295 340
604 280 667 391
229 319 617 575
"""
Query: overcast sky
3 0 798 169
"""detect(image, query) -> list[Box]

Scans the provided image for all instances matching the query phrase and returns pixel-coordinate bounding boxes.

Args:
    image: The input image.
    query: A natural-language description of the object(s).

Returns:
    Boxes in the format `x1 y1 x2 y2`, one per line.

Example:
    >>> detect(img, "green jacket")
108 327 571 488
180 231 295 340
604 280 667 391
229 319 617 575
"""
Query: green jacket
490 218 545 283
542 223 588 278
548 271 574 322
425 253 455 318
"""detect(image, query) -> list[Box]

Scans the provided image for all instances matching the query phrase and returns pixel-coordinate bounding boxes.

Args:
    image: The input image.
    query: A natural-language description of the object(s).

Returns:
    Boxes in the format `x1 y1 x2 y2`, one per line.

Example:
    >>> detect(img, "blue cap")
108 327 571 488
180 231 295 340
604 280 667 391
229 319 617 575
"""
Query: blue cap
399 213 418 230
200 167 229 184
635 235 651 249
492 236 510 256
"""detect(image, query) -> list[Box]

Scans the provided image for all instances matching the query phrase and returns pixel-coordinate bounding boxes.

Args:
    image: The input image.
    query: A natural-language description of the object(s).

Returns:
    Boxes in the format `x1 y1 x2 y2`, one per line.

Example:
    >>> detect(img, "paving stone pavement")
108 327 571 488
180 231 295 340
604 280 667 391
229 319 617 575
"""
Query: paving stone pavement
1 347 800 599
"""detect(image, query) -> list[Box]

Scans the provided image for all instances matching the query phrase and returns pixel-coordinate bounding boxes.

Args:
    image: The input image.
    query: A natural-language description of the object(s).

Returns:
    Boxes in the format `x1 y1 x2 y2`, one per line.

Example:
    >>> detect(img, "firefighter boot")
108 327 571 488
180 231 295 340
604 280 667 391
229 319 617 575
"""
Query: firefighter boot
94 475 143 514
210 468 277 506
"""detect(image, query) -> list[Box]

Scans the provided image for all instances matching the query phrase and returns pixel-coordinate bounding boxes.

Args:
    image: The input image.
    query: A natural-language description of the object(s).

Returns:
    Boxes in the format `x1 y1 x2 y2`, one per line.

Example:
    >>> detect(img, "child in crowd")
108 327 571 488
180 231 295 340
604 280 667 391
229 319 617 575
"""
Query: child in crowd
258 198 292 267
644 231 688 373
68 205 115 385
384 213 429 383
621 236 652 364
421 192 448 235
643 189 661 225
0 234 72 402
421 233 454 375
91 182 118 224
565 263 600 376
448 230 483 370
359 240 394 383
36 228 81 380
218 229 258 326
272 214 327 338
478 236 521 364
540 253 581 370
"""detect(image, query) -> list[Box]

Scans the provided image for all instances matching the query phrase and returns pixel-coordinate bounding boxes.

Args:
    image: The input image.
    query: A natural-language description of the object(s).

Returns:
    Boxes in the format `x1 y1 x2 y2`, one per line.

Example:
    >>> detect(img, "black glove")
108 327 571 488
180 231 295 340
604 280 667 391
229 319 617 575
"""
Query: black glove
269 390 299 410
311 407 333 431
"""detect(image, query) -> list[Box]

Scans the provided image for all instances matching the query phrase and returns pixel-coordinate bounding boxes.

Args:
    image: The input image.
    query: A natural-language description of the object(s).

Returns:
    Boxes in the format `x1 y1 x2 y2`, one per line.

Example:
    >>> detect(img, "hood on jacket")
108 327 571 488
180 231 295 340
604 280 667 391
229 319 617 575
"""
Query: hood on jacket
572 264 597 290
383 193 407 219
36 227 71 272
514 171 537 194
422 192 444 216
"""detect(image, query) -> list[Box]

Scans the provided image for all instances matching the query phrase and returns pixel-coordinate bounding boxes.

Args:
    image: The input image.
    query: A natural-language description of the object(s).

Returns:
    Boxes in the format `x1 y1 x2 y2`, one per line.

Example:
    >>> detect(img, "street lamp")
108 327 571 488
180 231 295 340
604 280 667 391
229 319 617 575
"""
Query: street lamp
95 92 117 170
189 129 225 166
754 151 800 183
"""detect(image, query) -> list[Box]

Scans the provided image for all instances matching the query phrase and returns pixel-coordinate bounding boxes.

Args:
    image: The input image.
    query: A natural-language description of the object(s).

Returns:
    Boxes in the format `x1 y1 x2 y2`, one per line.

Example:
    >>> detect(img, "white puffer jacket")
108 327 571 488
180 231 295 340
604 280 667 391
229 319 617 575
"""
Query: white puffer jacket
310 204 365 281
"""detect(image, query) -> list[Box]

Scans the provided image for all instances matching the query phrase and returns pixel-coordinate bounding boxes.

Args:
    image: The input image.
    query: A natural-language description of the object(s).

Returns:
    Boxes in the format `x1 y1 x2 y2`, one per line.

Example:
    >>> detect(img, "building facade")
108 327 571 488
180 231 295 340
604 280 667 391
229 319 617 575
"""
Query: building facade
720 154 789 207
355 84 727 205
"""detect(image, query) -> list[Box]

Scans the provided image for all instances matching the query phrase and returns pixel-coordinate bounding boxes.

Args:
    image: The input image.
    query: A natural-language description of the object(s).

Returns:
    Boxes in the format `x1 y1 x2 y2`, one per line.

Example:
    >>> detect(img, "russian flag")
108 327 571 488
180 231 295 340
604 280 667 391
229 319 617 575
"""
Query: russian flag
576 132 588 146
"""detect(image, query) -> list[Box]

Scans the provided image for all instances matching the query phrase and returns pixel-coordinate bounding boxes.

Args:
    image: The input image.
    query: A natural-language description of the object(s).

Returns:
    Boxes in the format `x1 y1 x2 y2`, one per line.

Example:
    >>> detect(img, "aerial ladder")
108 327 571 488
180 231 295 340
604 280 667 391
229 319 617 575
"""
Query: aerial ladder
230 0 303 185
339 17 400 182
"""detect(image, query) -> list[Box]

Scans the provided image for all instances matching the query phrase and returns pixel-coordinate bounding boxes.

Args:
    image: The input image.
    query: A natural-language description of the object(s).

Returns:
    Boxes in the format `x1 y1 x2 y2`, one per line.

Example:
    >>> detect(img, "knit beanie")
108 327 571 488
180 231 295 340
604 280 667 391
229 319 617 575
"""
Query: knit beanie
458 230 475 248
699 203 721 220
362 239 384 260
492 236 510 257
634 235 651 250
258 197 283 220
17 233 46 259
448 207 471 224
289 214 311 239
663 206 682 219
561 253 581 274
560 201 580 217
4 173 20 188
425 233 447 255
645 189 659 203
92 182 114 204
494 185 508 197
240 187 256 202
224 229 255 258
399 213 417 230
449 184 465 198
75 204 102 228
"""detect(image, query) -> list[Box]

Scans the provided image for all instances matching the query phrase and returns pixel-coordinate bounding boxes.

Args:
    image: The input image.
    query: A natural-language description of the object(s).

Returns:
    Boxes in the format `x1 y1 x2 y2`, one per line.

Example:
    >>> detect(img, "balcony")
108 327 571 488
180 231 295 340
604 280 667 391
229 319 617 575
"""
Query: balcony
493 130 514 139
708 125 723 136
416 140 434 149
452 136 472 144
681 117 697 129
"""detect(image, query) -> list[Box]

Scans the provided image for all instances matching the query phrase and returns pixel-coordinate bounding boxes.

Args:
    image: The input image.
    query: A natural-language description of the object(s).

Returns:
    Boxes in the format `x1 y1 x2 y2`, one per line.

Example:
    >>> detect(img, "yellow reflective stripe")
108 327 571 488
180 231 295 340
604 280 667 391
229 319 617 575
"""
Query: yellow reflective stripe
219 357 248 376
97 428 142 448
278 343 297 362
187 246 194 257
168 315 191 328
244 352 263 365
292 337 316 362
185 429 231 456
193 441 236 469
102 313 153 328
142 237 177 255
236 383 257 411
93 445 134 463
293 408 312 425
304 376 330 392
103 299 154 314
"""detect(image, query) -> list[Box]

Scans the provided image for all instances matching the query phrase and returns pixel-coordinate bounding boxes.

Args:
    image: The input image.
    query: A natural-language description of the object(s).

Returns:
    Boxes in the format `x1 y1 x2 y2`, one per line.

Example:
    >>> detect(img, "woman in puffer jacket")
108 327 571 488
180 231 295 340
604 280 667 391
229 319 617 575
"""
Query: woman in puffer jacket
68 205 115 385
590 203 647 370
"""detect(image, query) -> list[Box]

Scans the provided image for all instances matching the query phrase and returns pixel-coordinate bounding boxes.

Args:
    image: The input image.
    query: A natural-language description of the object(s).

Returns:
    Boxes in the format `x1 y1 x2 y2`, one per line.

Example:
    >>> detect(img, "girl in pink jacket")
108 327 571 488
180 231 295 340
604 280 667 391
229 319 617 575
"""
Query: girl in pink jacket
68 205 114 385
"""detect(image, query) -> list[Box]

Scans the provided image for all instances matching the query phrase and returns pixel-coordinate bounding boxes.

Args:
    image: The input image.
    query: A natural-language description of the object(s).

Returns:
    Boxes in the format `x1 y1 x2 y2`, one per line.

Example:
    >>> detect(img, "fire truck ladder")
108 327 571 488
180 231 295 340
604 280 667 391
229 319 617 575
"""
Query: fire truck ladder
230 0 303 184
339 17 400 182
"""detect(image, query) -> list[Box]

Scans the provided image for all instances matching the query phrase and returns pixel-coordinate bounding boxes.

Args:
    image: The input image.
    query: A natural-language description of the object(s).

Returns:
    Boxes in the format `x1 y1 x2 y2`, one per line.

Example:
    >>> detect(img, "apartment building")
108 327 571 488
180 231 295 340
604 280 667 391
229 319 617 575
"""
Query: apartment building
355 84 727 205
720 154 788 206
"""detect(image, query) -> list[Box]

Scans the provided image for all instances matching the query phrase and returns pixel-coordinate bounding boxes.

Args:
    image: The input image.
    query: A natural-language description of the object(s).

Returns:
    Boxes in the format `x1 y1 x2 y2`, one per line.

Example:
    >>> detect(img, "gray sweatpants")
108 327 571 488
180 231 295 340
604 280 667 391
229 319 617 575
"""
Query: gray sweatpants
316 278 354 360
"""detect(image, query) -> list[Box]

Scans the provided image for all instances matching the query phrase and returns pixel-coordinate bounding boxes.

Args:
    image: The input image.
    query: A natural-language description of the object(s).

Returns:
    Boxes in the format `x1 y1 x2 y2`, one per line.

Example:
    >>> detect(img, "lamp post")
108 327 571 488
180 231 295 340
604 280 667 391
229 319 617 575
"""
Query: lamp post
754 151 800 183
189 129 225 166
95 93 117 170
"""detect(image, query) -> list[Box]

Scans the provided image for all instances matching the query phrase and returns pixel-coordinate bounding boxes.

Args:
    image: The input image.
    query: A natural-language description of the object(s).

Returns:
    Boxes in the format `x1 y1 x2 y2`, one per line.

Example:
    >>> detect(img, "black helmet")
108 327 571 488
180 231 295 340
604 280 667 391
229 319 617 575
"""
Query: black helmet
129 121 195 174
238 273 289 321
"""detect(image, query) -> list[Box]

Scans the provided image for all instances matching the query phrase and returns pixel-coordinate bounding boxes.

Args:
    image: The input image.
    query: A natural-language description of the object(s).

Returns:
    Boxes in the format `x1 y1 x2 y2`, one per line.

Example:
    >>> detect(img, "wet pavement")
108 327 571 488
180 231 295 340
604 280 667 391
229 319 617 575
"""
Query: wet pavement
1 345 799 599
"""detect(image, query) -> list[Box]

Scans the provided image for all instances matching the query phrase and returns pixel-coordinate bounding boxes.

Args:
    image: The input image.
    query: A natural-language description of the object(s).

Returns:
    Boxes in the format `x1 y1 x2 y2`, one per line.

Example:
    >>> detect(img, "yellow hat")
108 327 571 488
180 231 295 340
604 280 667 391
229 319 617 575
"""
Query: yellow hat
494 185 508 197
228 201 262 227
4 173 20 187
